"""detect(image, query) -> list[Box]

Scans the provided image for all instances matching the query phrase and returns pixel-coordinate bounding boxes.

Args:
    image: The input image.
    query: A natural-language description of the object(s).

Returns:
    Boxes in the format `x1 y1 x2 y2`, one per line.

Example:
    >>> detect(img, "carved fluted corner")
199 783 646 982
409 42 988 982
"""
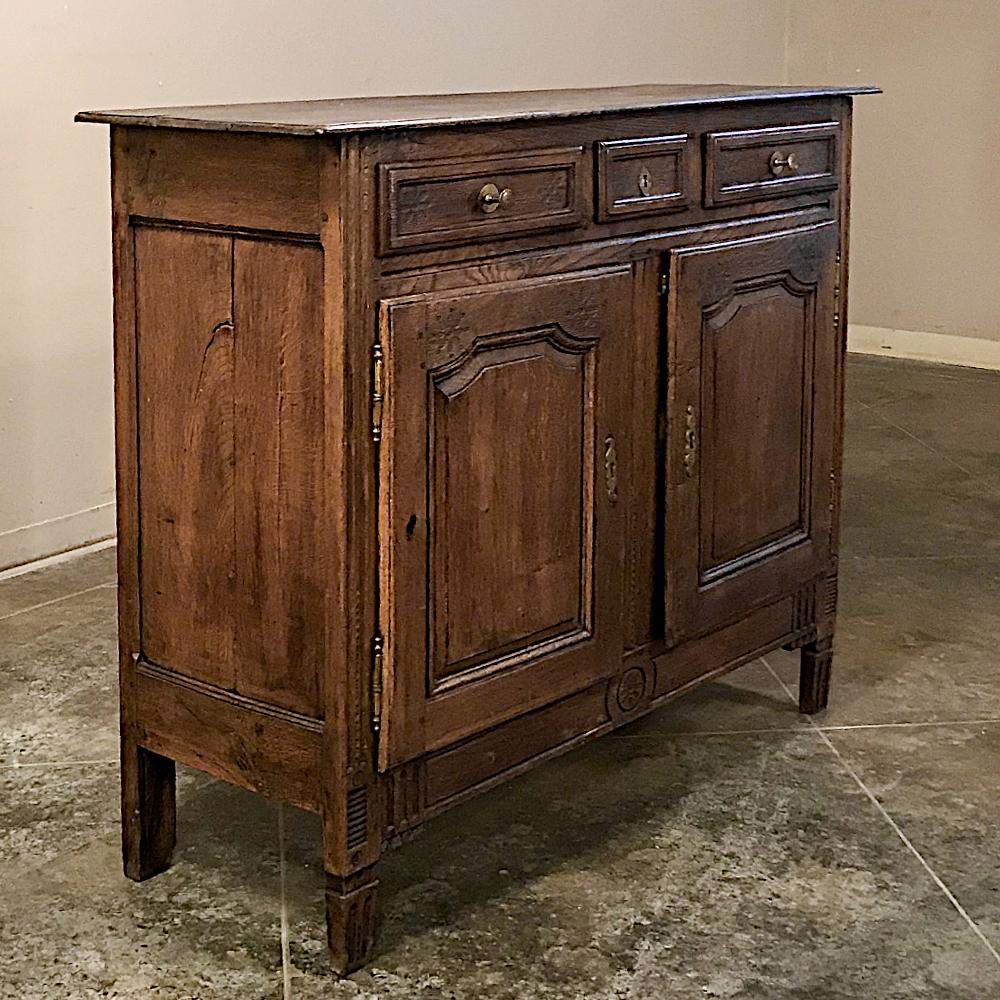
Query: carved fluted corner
326 867 380 975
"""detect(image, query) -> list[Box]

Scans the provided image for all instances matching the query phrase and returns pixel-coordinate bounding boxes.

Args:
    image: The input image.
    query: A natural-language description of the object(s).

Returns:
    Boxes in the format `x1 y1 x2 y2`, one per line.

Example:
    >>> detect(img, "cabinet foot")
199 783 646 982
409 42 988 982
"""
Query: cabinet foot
326 866 380 975
799 636 833 715
121 741 176 881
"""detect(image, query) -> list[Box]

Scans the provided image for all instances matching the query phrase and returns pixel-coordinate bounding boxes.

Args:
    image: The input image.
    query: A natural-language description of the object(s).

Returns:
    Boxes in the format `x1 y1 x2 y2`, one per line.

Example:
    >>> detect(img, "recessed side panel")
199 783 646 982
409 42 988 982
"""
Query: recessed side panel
136 227 237 688
135 226 325 716
231 240 326 716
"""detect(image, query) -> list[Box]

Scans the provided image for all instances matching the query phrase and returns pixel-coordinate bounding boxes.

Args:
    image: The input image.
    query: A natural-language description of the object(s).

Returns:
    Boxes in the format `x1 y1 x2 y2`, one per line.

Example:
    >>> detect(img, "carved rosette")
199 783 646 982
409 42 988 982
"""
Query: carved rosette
606 662 653 723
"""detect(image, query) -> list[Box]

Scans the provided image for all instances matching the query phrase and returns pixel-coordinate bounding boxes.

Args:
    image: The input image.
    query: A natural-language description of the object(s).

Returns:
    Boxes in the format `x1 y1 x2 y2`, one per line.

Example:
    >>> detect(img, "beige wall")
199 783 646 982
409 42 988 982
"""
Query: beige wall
787 1 1000 343
12 2 992 568
0 0 791 568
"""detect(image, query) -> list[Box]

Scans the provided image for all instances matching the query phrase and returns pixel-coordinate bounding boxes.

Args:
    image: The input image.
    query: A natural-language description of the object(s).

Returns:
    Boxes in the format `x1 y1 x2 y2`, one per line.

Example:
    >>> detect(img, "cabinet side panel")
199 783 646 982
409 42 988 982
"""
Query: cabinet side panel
123 129 321 235
232 240 326 716
135 227 326 716
136 227 237 687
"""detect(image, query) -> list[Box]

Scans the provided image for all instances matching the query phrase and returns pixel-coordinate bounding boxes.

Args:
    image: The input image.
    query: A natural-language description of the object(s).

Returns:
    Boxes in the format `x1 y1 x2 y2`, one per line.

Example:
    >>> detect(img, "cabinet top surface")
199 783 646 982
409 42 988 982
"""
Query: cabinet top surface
76 82 878 136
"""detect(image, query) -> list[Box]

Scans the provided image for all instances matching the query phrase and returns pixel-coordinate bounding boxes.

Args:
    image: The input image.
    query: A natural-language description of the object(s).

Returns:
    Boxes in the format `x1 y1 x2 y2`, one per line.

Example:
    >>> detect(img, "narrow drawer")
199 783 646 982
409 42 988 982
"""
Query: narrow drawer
704 121 839 207
378 147 585 254
595 134 696 220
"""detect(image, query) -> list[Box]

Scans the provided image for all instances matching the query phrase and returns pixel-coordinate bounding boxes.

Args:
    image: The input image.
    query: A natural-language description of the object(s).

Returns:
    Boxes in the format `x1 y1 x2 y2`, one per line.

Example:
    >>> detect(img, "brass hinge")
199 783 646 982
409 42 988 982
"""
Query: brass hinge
829 466 839 551
371 632 384 734
371 342 384 441
659 269 668 297
833 249 843 333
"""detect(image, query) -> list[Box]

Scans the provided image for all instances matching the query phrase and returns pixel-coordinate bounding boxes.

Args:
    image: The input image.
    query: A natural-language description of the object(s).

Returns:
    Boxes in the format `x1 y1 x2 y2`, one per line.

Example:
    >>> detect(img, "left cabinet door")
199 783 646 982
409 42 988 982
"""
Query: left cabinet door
377 266 633 769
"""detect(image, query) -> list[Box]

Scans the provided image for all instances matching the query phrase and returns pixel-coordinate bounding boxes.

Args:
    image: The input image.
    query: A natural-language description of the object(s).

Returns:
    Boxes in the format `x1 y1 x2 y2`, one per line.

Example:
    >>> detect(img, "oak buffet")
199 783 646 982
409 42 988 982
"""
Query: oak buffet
77 82 878 973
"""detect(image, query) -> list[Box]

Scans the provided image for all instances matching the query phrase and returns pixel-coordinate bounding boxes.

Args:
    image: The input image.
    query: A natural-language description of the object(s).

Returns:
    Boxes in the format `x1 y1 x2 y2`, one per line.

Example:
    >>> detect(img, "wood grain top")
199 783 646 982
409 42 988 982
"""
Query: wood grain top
76 83 878 136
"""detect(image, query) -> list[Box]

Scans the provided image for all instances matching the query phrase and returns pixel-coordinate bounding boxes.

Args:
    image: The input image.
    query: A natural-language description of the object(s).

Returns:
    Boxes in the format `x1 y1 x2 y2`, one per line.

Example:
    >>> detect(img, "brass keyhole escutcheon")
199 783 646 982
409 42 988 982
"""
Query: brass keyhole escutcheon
477 182 512 214
637 165 652 196
604 435 619 504
683 405 697 478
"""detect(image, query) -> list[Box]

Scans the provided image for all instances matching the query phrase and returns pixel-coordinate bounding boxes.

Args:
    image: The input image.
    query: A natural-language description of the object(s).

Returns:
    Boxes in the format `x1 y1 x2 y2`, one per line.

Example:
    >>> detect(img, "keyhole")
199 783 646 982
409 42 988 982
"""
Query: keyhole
405 514 417 539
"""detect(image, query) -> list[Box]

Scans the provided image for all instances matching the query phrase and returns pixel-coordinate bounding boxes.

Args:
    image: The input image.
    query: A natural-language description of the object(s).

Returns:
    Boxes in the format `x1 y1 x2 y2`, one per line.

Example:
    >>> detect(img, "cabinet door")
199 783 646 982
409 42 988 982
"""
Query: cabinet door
378 267 632 768
664 223 838 643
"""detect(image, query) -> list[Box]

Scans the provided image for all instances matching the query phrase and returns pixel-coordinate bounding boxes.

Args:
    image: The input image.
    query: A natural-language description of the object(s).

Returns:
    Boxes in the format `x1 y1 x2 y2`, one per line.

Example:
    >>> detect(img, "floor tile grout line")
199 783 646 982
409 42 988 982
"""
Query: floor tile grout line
610 717 1000 740
613 725 811 739
819 718 1000 731
845 554 1000 563
0 582 116 623
813 726 1000 968
278 802 293 1000
867 406 999 491
760 655 1000 968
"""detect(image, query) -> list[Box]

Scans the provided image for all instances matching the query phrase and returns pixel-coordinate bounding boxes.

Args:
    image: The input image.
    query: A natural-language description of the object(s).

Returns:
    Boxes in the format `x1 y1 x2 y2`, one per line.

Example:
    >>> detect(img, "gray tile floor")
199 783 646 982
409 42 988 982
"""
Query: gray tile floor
1 355 999 999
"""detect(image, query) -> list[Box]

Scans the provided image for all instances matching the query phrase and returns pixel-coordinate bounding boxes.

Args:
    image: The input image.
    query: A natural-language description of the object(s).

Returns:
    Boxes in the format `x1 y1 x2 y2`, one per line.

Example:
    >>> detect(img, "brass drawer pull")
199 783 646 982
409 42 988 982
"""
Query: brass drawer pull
477 182 512 214
769 150 800 177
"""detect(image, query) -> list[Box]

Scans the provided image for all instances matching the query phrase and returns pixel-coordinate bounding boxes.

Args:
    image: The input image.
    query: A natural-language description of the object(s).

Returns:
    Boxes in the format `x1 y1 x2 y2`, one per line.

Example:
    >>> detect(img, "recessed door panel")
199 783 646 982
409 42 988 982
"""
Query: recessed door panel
700 277 811 577
378 267 632 768
431 333 591 684
665 223 837 642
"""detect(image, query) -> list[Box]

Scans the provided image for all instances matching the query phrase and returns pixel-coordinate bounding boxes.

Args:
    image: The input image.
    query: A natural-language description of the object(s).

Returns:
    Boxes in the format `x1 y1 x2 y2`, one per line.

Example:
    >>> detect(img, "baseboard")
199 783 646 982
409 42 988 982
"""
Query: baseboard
848 325 1000 372
0 502 117 573
3 328 994 571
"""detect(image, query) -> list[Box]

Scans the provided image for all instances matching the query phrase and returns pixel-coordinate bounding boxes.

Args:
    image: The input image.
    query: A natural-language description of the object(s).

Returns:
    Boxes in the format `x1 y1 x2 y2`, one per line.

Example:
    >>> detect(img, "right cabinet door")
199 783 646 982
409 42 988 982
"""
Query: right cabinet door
664 222 839 643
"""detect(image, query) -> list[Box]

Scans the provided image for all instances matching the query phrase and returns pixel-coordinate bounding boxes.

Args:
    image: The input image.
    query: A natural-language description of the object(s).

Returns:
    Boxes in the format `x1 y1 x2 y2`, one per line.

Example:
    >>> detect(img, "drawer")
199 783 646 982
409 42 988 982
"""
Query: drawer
704 121 839 207
595 134 696 220
378 147 586 254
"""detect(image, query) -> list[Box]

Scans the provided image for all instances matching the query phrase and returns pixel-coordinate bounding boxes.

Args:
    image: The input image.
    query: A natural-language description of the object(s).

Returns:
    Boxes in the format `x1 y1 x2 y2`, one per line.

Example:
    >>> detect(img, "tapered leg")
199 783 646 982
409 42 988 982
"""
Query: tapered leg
121 739 176 881
326 866 379 975
799 635 833 715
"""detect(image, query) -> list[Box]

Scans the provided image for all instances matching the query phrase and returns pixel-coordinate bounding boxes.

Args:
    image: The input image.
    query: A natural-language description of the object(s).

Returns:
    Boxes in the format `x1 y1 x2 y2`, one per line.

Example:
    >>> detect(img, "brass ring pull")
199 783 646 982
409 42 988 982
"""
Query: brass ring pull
477 182 512 214
769 150 800 177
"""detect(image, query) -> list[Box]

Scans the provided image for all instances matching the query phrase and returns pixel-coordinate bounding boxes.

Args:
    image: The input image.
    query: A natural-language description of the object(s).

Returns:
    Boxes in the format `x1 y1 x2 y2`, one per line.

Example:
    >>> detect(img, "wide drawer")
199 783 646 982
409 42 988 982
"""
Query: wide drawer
595 133 696 220
704 121 839 207
378 147 586 254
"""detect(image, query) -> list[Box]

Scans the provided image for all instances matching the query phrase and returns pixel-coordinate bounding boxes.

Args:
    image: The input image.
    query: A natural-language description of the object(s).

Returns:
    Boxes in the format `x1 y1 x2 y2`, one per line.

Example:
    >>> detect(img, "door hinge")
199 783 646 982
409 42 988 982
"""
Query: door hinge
371 632 384 734
833 249 843 333
659 269 668 297
371 342 384 442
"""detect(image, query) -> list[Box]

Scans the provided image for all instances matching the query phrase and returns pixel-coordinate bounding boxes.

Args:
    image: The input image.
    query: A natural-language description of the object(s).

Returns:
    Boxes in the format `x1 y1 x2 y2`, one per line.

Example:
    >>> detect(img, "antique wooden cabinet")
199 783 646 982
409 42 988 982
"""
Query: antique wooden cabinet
77 83 877 973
